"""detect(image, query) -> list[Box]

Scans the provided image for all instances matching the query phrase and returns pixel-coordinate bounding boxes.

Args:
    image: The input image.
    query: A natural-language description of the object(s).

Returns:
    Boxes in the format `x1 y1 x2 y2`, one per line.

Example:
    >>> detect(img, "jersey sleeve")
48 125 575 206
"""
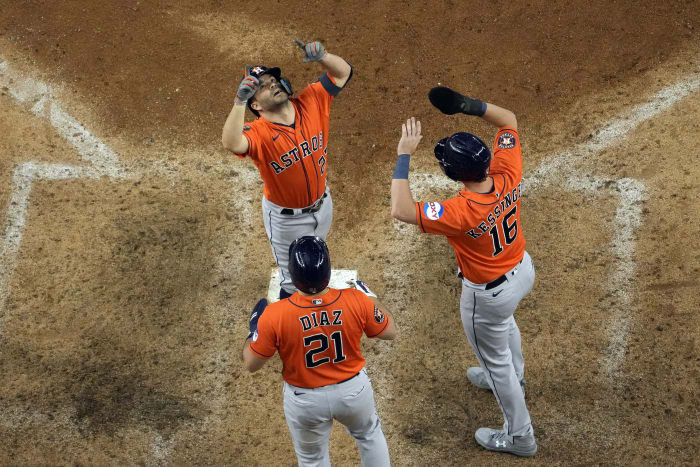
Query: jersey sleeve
240 123 263 161
416 198 465 237
489 127 522 178
248 310 277 359
354 291 390 338
297 71 351 115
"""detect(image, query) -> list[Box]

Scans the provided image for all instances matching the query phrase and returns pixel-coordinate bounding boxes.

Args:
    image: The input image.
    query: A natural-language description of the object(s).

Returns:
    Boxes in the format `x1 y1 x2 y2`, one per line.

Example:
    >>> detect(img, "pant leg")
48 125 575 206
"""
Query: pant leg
330 369 390 467
312 189 333 240
262 190 334 294
460 252 535 437
509 318 525 381
510 252 535 380
283 383 333 467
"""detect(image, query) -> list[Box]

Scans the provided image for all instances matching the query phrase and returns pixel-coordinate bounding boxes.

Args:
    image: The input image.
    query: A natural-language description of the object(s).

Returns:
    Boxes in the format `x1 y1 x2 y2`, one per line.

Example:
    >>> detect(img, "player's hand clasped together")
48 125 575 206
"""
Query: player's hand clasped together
222 40 353 299
390 87 538 457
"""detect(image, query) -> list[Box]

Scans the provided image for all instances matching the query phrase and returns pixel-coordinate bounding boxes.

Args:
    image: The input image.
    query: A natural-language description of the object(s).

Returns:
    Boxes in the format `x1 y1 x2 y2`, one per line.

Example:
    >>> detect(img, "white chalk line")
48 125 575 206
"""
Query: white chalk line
525 70 700 377
0 54 269 464
0 55 181 464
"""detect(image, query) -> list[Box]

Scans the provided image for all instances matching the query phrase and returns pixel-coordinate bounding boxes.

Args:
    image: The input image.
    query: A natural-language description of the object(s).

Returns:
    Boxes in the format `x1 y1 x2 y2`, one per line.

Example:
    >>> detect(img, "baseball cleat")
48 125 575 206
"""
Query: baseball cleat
466 367 526 397
474 428 537 457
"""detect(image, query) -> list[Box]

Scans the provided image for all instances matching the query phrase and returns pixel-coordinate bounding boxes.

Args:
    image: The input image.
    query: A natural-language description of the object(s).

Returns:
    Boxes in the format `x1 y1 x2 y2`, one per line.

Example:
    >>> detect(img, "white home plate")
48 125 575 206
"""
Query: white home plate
267 269 358 302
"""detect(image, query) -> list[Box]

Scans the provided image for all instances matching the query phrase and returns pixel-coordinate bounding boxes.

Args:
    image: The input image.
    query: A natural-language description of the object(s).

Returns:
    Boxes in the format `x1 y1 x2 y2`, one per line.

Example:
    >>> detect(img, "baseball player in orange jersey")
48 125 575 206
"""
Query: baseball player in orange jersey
242 236 396 466
389 87 537 457
222 40 352 299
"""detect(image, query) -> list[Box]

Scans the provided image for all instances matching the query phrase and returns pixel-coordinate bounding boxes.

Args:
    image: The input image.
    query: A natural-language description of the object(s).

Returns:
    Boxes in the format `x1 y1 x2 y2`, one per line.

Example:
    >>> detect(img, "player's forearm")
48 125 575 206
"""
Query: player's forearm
242 339 266 372
480 102 517 130
391 178 417 224
222 103 249 154
368 297 397 340
320 53 351 87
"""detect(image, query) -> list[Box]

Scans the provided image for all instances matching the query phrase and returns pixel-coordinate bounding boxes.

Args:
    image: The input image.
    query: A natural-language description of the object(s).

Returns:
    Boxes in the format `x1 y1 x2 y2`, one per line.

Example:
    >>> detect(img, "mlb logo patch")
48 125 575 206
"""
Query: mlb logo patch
424 202 444 220
312 299 322 305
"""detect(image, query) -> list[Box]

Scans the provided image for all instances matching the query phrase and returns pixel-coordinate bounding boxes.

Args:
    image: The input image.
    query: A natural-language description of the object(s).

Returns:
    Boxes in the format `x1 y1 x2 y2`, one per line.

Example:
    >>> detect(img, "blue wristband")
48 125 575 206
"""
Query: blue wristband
393 154 411 179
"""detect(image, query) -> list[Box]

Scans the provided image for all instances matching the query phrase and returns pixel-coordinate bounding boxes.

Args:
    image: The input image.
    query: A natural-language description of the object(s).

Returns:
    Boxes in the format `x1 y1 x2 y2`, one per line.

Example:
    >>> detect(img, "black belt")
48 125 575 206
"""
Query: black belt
280 192 327 215
459 258 523 289
484 259 523 290
337 371 361 384
485 275 507 290
296 371 360 390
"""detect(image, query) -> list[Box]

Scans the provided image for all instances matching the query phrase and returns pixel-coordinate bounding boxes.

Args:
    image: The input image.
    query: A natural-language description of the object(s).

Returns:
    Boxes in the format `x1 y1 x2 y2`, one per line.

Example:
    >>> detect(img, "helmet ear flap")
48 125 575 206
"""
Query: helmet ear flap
434 137 449 159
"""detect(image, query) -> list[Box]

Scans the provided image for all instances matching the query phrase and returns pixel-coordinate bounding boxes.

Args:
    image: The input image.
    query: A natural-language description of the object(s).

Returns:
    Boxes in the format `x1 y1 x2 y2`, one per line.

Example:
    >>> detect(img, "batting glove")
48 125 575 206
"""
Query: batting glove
235 73 259 106
295 40 327 63
347 279 377 298
246 298 268 340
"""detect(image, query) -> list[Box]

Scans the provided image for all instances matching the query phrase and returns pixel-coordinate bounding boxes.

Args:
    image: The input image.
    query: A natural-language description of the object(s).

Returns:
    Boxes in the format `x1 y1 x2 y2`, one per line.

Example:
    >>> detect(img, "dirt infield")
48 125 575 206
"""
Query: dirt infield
1 1 699 465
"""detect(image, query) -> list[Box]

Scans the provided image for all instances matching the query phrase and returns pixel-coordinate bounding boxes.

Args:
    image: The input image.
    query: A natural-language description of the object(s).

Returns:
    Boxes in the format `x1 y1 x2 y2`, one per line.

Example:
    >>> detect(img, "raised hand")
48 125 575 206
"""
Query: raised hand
397 117 423 155
235 70 259 105
295 39 327 63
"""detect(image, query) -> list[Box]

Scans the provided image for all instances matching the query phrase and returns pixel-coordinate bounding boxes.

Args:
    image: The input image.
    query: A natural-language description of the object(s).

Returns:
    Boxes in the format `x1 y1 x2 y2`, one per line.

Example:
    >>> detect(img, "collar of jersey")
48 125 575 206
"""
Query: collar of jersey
288 288 342 308
459 173 506 205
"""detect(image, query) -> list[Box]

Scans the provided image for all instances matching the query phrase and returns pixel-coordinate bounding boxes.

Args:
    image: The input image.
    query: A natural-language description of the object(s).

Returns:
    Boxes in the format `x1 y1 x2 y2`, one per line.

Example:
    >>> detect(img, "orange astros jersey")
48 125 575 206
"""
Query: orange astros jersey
416 127 526 284
240 73 342 209
249 288 390 388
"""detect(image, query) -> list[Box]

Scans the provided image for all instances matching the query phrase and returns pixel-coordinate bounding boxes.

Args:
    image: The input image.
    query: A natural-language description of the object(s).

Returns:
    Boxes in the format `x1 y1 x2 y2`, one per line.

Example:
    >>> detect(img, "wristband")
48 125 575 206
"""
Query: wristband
463 98 487 116
393 154 411 179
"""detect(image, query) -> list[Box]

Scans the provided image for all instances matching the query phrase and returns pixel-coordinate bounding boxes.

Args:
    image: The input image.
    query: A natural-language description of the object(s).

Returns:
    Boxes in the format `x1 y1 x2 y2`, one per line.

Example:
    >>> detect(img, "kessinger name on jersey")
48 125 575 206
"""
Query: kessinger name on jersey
466 181 522 239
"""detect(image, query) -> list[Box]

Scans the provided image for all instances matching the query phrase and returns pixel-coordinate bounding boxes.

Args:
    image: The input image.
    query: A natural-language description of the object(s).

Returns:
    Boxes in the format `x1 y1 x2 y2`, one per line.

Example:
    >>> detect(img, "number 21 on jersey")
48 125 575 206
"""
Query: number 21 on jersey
304 332 346 368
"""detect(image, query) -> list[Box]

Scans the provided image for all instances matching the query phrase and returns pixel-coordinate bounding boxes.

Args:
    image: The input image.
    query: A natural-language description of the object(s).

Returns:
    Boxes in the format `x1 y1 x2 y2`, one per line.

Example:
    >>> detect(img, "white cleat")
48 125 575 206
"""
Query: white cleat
475 427 537 457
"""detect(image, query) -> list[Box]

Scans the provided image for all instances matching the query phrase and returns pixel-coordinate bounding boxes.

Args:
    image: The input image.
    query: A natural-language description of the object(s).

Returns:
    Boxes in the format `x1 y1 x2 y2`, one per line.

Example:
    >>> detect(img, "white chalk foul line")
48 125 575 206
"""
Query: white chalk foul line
0 56 134 312
525 71 700 377
0 55 266 464
528 75 700 189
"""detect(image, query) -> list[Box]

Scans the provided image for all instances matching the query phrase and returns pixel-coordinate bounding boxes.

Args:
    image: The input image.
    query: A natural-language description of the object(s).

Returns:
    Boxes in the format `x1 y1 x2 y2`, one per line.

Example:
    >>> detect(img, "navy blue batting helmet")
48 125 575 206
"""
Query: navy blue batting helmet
289 236 331 294
246 65 293 117
434 132 491 182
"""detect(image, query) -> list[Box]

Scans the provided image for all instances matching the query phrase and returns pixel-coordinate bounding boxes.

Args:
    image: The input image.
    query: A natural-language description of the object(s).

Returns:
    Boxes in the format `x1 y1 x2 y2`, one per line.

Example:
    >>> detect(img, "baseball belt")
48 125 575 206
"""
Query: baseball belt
484 259 524 290
280 192 328 216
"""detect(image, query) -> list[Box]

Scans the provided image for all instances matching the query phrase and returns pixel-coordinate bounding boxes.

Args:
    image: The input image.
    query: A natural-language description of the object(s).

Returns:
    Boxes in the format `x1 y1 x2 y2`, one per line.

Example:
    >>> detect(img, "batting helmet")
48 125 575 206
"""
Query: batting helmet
434 132 491 182
246 65 293 117
288 236 331 294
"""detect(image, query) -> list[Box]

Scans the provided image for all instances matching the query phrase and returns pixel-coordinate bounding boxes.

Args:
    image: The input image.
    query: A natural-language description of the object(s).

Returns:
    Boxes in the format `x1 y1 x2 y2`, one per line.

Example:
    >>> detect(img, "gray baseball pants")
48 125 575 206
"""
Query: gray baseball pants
460 251 536 437
262 188 333 294
282 368 390 467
